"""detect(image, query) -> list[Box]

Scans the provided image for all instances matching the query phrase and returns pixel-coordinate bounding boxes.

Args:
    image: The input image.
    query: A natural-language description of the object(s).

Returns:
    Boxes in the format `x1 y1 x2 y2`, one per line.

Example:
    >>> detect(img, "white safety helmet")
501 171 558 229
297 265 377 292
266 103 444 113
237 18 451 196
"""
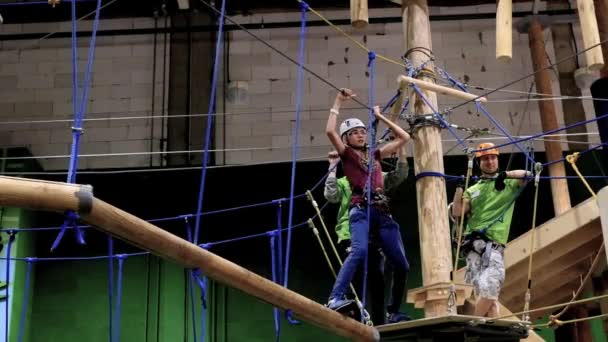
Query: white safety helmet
339 118 366 138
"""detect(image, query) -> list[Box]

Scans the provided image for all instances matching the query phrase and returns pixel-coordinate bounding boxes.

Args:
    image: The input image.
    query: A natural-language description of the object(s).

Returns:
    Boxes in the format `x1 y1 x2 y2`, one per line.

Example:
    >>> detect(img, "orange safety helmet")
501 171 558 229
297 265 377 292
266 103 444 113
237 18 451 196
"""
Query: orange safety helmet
475 142 500 158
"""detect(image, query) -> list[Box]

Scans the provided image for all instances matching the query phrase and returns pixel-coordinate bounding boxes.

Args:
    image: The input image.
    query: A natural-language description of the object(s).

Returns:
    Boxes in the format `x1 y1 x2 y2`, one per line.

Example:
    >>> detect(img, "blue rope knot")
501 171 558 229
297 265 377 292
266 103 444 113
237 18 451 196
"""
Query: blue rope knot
415 171 448 181
25 257 37 263
200 243 212 250
71 126 84 135
299 0 309 10
267 230 278 238
367 51 376 67
114 254 127 260
272 198 286 205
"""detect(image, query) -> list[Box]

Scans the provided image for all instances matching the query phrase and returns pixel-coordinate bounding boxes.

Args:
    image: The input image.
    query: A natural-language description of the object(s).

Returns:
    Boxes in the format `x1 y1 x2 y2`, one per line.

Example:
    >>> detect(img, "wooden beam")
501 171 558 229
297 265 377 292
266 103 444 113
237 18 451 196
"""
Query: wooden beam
177 0 189 10
350 0 368 29
594 0 608 77
578 0 605 70
397 75 488 103
403 0 453 317
496 0 512 63
503 260 593 306
528 16 571 215
501 237 602 299
0 176 379 342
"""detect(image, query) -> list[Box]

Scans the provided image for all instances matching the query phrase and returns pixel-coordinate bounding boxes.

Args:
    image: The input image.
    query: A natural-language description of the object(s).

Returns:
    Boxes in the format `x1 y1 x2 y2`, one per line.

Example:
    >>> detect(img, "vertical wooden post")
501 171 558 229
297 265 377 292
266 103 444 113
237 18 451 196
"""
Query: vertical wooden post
578 0 605 70
350 0 369 29
594 0 608 77
548 0 589 150
528 17 572 215
496 0 513 63
402 0 453 317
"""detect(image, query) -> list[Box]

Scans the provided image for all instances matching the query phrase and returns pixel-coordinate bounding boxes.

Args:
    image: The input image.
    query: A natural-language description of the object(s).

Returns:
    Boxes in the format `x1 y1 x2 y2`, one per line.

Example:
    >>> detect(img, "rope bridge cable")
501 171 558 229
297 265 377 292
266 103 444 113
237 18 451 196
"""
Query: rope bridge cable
548 244 606 324
408 83 469 151
17 258 34 342
534 312 608 329
282 4 308 327
522 163 543 322
540 152 607 323
483 292 608 323
298 1 407 69
183 218 199 342
474 103 535 163
446 37 608 112
475 113 608 154
358 50 378 322
113 255 126 342
51 0 103 251
269 231 281 342
192 0 226 248
452 152 474 279
198 0 372 111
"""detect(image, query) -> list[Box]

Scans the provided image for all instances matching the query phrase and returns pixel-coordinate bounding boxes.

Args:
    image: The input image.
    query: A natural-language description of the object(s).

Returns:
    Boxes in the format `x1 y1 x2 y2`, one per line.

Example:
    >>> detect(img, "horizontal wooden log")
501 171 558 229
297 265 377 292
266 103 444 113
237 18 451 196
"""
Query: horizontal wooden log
0 176 379 342
397 75 488 103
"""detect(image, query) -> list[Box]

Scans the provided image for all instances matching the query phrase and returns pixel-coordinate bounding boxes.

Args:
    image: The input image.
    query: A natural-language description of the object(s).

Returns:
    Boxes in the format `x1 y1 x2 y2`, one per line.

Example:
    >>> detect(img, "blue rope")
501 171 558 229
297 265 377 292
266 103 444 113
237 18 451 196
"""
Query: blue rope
361 51 377 319
4 231 15 342
283 3 308 324
275 200 284 285
107 237 114 342
543 141 608 167
475 103 535 162
113 255 126 342
376 91 404 140
191 269 207 342
193 0 226 247
269 231 281 342
17 258 34 342
474 113 608 154
410 84 469 150
55 0 103 250
187 271 198 342
184 218 198 342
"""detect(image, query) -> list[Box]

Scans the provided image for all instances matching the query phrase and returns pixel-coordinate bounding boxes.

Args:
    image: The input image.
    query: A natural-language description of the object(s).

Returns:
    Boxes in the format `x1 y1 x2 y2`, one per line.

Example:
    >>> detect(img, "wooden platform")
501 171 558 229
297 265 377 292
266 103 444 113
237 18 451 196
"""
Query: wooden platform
377 315 529 341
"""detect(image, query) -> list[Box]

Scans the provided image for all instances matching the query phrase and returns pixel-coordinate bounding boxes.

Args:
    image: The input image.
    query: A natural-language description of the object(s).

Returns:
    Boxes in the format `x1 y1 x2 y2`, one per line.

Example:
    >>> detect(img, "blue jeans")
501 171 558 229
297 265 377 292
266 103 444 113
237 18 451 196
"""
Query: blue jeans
329 205 410 314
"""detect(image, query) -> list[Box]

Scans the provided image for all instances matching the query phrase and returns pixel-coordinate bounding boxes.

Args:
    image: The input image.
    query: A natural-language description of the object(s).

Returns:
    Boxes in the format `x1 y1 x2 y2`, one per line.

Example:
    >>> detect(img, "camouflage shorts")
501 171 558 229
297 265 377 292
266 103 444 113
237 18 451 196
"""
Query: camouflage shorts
464 240 505 300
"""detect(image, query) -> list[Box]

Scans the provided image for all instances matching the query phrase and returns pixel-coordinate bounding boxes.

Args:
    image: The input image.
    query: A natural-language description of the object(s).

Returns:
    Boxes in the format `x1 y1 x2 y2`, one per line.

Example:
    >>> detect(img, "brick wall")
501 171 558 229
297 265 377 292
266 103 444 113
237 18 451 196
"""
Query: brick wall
220 5 602 166
0 17 168 170
0 6 602 170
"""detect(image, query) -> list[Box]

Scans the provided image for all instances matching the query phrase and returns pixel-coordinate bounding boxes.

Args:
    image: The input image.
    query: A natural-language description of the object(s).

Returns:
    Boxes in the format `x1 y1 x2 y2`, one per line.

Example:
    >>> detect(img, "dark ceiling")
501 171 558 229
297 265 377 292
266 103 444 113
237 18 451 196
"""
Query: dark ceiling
0 0 537 25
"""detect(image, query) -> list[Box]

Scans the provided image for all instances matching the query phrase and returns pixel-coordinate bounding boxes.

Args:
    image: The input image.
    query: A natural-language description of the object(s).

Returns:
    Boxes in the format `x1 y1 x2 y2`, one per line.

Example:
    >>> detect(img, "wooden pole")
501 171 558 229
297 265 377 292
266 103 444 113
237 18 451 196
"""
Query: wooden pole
578 0 605 70
350 0 369 29
548 0 589 150
528 17 572 216
403 0 453 317
496 0 513 63
398 75 488 102
0 176 379 342
594 0 608 77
